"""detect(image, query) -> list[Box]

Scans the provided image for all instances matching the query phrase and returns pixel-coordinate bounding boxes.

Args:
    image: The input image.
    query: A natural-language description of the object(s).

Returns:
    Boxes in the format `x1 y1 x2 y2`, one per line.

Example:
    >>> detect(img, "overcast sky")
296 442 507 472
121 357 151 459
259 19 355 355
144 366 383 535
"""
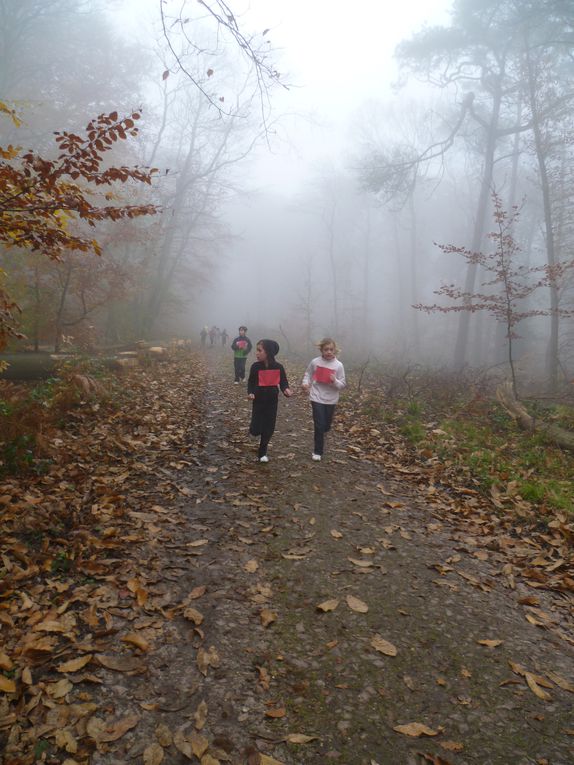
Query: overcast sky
114 0 453 192
113 0 456 333
226 0 454 191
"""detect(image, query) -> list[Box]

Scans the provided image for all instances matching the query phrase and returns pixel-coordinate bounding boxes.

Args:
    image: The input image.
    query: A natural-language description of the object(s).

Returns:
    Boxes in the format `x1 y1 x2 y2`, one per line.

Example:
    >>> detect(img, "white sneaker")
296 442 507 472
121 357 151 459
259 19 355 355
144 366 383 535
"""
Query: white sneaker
234 381 239 385
259 455 269 463
312 453 322 461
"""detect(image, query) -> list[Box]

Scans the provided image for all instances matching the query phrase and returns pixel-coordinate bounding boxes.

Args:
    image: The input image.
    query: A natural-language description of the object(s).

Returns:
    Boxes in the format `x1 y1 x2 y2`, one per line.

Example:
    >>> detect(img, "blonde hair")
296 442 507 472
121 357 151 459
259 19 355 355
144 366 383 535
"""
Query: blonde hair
317 337 340 354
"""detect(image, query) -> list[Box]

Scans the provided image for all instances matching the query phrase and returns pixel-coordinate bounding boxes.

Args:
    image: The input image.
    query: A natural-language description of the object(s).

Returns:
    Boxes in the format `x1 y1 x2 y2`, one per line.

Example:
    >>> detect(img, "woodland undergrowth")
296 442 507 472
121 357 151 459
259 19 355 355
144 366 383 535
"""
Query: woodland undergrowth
339 361 574 605
343 362 574 514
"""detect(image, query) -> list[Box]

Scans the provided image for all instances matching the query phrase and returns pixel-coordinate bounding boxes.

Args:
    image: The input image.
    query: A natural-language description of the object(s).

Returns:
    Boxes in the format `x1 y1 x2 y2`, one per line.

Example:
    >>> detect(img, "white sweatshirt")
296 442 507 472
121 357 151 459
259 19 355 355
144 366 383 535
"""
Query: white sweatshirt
302 356 346 405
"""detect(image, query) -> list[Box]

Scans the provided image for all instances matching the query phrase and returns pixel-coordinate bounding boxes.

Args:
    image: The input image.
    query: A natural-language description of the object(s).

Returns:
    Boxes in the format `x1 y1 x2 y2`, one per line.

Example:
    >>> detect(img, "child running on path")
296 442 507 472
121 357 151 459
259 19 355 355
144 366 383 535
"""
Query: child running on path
231 326 252 383
247 340 292 462
301 337 346 461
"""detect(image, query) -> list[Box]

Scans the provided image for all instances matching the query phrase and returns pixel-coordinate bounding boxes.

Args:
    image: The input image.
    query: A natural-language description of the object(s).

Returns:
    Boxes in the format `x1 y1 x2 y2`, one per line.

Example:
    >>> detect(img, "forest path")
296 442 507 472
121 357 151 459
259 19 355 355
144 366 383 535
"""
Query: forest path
83 348 573 765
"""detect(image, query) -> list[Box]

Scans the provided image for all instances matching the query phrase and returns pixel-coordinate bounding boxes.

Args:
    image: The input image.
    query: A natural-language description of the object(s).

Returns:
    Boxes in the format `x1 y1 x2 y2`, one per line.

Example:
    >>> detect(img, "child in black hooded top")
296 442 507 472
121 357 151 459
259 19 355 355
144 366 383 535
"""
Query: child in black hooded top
247 339 292 462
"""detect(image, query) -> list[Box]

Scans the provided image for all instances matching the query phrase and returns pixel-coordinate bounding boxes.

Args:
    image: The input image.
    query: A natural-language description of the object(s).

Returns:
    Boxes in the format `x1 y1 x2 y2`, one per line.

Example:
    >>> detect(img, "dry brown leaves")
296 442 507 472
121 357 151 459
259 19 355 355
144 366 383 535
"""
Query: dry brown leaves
0 356 208 762
340 391 574 614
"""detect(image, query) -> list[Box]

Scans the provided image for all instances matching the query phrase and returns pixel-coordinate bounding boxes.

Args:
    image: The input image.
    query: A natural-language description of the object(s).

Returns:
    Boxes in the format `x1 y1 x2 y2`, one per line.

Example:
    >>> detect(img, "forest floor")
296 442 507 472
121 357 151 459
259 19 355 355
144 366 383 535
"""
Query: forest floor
1 348 574 765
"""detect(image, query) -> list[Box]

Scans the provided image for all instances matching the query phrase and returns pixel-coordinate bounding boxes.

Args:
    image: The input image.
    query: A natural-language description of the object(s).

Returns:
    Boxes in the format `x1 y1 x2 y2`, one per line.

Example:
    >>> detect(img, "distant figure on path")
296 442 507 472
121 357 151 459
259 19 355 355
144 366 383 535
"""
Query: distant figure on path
209 326 217 346
200 326 208 346
247 339 292 462
221 329 229 346
301 337 346 462
231 325 252 383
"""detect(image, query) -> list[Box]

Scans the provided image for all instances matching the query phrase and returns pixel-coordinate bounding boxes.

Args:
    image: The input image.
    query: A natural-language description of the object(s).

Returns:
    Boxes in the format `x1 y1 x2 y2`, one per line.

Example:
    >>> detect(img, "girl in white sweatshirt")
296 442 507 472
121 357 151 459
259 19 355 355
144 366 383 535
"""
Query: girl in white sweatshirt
301 338 346 461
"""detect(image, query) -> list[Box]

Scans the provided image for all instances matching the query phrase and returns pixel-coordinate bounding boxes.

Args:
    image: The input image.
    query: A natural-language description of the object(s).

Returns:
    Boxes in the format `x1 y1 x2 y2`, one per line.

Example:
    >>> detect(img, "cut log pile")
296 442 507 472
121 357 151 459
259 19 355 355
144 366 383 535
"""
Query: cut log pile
0 340 189 380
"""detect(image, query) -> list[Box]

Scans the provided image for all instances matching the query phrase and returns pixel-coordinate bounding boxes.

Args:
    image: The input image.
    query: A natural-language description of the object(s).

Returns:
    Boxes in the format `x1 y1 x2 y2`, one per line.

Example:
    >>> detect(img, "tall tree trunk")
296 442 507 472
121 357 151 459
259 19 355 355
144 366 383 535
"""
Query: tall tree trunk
408 191 420 356
54 263 72 352
391 215 406 355
362 207 371 355
495 95 524 364
324 201 339 336
453 75 504 368
32 265 41 352
524 44 559 390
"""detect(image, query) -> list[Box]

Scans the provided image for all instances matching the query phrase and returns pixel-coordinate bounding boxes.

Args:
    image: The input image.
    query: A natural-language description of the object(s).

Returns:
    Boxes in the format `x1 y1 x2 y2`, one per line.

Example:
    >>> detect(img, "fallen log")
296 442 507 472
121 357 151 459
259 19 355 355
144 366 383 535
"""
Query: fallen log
496 381 574 452
0 353 67 380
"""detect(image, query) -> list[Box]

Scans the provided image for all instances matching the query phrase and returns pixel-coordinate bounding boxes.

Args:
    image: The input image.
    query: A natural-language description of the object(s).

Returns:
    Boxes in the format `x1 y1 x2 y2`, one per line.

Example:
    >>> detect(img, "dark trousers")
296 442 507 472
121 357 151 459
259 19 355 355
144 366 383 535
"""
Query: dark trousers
311 401 336 455
250 396 278 458
234 356 246 381
257 433 272 458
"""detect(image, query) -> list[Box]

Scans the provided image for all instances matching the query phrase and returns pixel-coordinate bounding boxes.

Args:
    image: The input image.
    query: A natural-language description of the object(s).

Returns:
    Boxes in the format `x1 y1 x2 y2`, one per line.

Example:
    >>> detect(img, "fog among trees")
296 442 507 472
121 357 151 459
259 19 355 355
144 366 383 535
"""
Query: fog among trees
2 0 574 390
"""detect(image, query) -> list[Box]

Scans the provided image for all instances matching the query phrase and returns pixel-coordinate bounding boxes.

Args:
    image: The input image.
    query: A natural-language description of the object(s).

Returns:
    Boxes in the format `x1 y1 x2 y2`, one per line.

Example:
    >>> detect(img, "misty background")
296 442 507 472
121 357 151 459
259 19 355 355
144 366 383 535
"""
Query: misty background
2 0 574 389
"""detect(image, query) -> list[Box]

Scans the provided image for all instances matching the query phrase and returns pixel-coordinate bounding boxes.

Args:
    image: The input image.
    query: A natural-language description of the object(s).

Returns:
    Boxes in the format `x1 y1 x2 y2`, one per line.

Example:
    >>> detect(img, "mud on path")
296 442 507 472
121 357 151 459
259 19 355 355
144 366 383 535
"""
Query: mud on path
5 349 572 765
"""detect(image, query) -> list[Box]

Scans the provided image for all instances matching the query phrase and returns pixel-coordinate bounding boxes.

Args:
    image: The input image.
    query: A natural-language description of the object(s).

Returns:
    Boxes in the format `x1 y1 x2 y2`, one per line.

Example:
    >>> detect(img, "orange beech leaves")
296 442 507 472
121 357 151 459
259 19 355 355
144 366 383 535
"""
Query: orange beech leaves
0 107 158 347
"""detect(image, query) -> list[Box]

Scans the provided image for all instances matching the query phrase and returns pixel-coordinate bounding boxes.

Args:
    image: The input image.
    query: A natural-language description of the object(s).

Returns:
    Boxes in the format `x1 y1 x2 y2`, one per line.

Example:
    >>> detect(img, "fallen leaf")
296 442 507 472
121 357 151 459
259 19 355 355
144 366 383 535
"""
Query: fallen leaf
348 558 374 568
371 635 398 656
191 730 209 757
346 595 368 613
183 607 204 625
56 654 93 673
403 675 416 691
518 595 540 606
546 670 574 692
393 722 438 737
0 675 16 693
283 733 318 744
245 560 259 573
197 646 220 676
99 713 140 742
330 529 343 539
201 755 220 765
54 728 77 753
260 609 277 627
440 740 464 752
265 707 286 718
414 753 454 765
143 742 164 765
121 633 151 652
477 639 503 648
316 599 339 612
95 654 143 672
258 666 271 690
174 729 193 758
525 672 551 700
194 700 208 729
46 678 73 698
155 723 172 747
189 586 207 599
260 756 286 765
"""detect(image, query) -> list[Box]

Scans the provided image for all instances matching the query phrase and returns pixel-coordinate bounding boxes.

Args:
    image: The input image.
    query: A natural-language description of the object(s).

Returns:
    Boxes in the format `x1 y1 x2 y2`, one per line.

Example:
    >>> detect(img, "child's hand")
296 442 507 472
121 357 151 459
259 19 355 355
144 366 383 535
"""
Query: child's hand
301 383 310 392
248 393 255 400
283 388 293 397
329 373 336 384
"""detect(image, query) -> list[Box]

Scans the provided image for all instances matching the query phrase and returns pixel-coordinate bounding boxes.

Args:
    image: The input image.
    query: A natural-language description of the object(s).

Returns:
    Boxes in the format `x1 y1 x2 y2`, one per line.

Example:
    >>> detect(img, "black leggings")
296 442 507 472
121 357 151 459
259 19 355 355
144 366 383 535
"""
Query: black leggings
250 396 278 458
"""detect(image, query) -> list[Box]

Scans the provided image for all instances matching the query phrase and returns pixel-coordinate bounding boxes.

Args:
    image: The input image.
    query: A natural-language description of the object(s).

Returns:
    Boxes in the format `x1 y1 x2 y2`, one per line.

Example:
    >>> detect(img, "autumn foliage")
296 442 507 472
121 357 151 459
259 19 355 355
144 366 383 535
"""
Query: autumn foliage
0 106 158 348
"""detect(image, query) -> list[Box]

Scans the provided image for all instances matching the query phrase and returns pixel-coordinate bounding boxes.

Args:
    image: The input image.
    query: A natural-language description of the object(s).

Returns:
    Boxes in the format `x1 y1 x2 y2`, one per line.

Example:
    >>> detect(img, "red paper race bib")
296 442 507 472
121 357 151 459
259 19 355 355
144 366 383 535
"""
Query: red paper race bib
314 366 333 384
237 339 247 349
258 369 281 387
